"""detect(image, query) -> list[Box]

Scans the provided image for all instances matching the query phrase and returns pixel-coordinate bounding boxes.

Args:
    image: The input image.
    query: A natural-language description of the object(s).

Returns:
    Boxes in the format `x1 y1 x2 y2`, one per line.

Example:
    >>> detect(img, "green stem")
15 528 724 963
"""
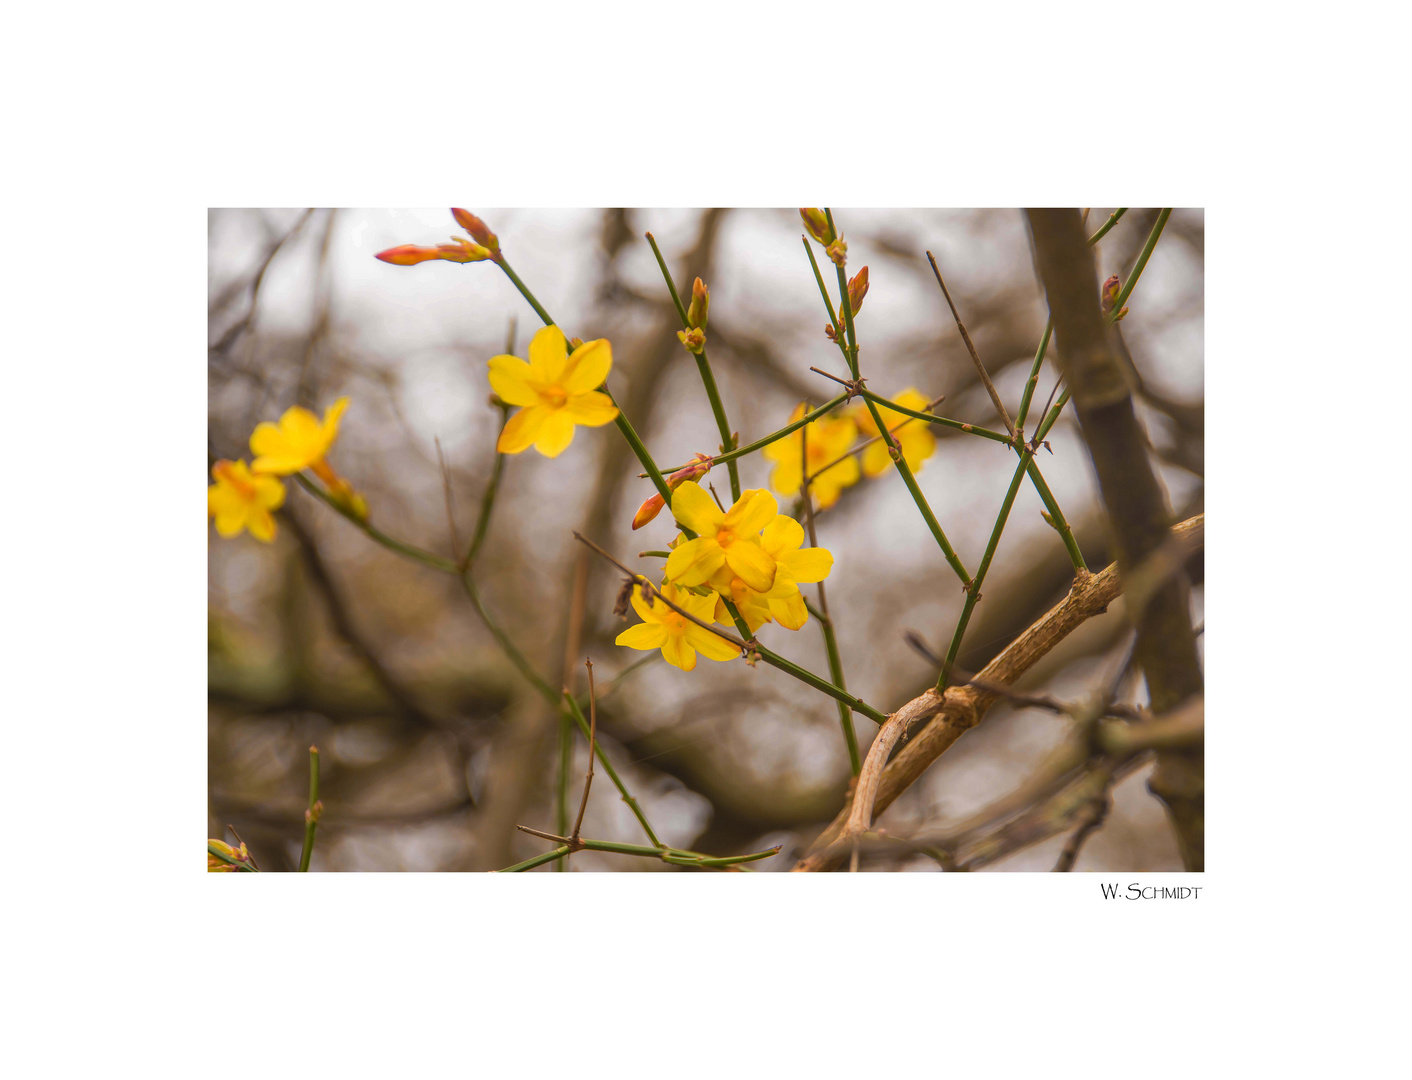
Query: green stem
561 693 663 849
495 255 675 504
1086 207 1128 247
1014 321 1053 432
818 611 860 773
498 845 572 872
753 642 889 725
298 745 320 872
295 475 458 573
555 714 571 870
857 390 1012 445
1025 460 1086 570
644 232 741 502
657 394 851 475
1107 209 1171 322
463 408 510 570
938 452 1031 689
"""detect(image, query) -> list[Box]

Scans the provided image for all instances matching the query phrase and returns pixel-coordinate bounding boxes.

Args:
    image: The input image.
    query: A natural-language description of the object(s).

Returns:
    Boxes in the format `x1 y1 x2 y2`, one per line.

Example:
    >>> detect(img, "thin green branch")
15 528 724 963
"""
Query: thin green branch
654 393 852 476
298 745 321 872
295 474 457 573
1086 207 1128 247
644 232 741 502
494 255 675 504
498 845 572 872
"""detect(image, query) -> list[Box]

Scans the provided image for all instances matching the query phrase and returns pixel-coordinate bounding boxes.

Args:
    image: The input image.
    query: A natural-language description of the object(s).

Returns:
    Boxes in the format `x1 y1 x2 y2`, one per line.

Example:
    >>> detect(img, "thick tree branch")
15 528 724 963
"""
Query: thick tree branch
1025 209 1205 870
795 516 1203 870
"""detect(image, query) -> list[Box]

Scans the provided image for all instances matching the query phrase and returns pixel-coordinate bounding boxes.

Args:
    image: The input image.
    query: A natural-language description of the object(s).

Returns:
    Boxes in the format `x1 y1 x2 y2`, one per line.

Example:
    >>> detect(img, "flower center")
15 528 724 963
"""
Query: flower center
214 462 256 499
716 527 735 547
540 384 568 408
663 611 687 633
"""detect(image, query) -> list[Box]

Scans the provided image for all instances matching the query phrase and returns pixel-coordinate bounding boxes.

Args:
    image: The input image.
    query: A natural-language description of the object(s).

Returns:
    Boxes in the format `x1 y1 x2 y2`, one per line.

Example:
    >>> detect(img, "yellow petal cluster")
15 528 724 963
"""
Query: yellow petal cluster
762 403 860 509
614 583 740 671
664 483 781 594
708 513 833 633
208 459 286 542
250 398 349 475
854 388 937 476
488 325 619 458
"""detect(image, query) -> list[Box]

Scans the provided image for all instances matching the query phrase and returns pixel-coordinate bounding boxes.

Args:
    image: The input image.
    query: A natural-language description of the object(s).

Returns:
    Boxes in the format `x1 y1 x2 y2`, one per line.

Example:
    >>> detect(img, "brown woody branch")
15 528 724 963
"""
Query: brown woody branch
1025 209 1205 870
793 514 1203 871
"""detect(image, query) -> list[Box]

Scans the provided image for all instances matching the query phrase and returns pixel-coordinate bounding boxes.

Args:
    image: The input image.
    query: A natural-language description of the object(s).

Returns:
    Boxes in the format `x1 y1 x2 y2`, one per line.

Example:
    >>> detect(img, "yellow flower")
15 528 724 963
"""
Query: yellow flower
488 325 620 458
762 403 860 509
708 514 834 632
250 397 350 476
664 482 779 594
855 388 937 477
208 459 285 542
615 583 740 671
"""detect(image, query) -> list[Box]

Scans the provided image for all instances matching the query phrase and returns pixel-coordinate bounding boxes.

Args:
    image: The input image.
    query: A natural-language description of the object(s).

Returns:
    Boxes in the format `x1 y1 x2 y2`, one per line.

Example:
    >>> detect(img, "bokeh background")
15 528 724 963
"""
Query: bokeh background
208 208 1203 871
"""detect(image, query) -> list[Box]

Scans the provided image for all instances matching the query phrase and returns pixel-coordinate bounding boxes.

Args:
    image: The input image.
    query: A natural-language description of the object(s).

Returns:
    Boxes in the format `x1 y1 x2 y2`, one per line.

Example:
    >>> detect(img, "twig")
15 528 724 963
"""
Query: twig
434 437 463 567
802 420 861 775
571 658 598 844
298 745 322 872
1053 771 1115 871
926 251 1016 440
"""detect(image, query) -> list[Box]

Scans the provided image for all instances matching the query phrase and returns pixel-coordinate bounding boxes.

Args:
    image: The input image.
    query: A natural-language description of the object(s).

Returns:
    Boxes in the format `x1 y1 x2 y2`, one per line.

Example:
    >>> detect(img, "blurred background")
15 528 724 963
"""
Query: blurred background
208 208 1203 871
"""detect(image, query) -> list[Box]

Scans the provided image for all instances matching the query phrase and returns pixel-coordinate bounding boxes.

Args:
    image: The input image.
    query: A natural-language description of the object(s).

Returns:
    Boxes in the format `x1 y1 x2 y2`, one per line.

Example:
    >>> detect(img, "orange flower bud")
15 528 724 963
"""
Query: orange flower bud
800 208 831 245
846 265 869 317
677 327 706 354
826 237 848 267
569 337 584 350
631 454 712 529
687 277 710 329
451 208 500 256
375 244 444 266
632 492 667 530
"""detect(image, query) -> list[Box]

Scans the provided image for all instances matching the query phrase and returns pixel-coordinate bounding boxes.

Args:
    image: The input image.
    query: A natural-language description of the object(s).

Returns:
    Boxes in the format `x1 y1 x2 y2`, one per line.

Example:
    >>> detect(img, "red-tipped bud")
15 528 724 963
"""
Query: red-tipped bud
451 208 500 255
846 265 869 317
632 492 667 530
677 327 706 354
688 276 710 329
376 244 445 266
631 454 712 530
800 208 831 245
1101 274 1129 321
825 323 838 341
826 237 848 268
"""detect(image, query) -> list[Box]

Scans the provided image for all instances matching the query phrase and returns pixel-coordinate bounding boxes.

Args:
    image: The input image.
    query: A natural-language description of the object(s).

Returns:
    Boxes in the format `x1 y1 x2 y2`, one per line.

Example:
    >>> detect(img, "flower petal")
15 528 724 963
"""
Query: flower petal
782 547 833 584
321 397 350 444
861 440 891 477
661 634 696 671
561 339 612 394
664 536 725 587
723 488 777 536
497 405 549 454
724 540 776 593
255 476 286 510
487 355 541 406
769 590 810 631
562 389 619 426
249 421 304 475
246 507 277 542
768 457 802 498
630 586 659 623
685 624 741 662
528 324 569 383
616 622 668 651
670 481 725 537
533 411 577 458
214 506 247 537
761 514 804 557
762 404 807 462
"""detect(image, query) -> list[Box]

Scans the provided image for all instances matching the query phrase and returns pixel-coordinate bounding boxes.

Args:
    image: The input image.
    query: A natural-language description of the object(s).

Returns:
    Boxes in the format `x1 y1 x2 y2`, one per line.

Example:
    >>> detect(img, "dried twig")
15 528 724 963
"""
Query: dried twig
570 658 598 844
926 251 1016 440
